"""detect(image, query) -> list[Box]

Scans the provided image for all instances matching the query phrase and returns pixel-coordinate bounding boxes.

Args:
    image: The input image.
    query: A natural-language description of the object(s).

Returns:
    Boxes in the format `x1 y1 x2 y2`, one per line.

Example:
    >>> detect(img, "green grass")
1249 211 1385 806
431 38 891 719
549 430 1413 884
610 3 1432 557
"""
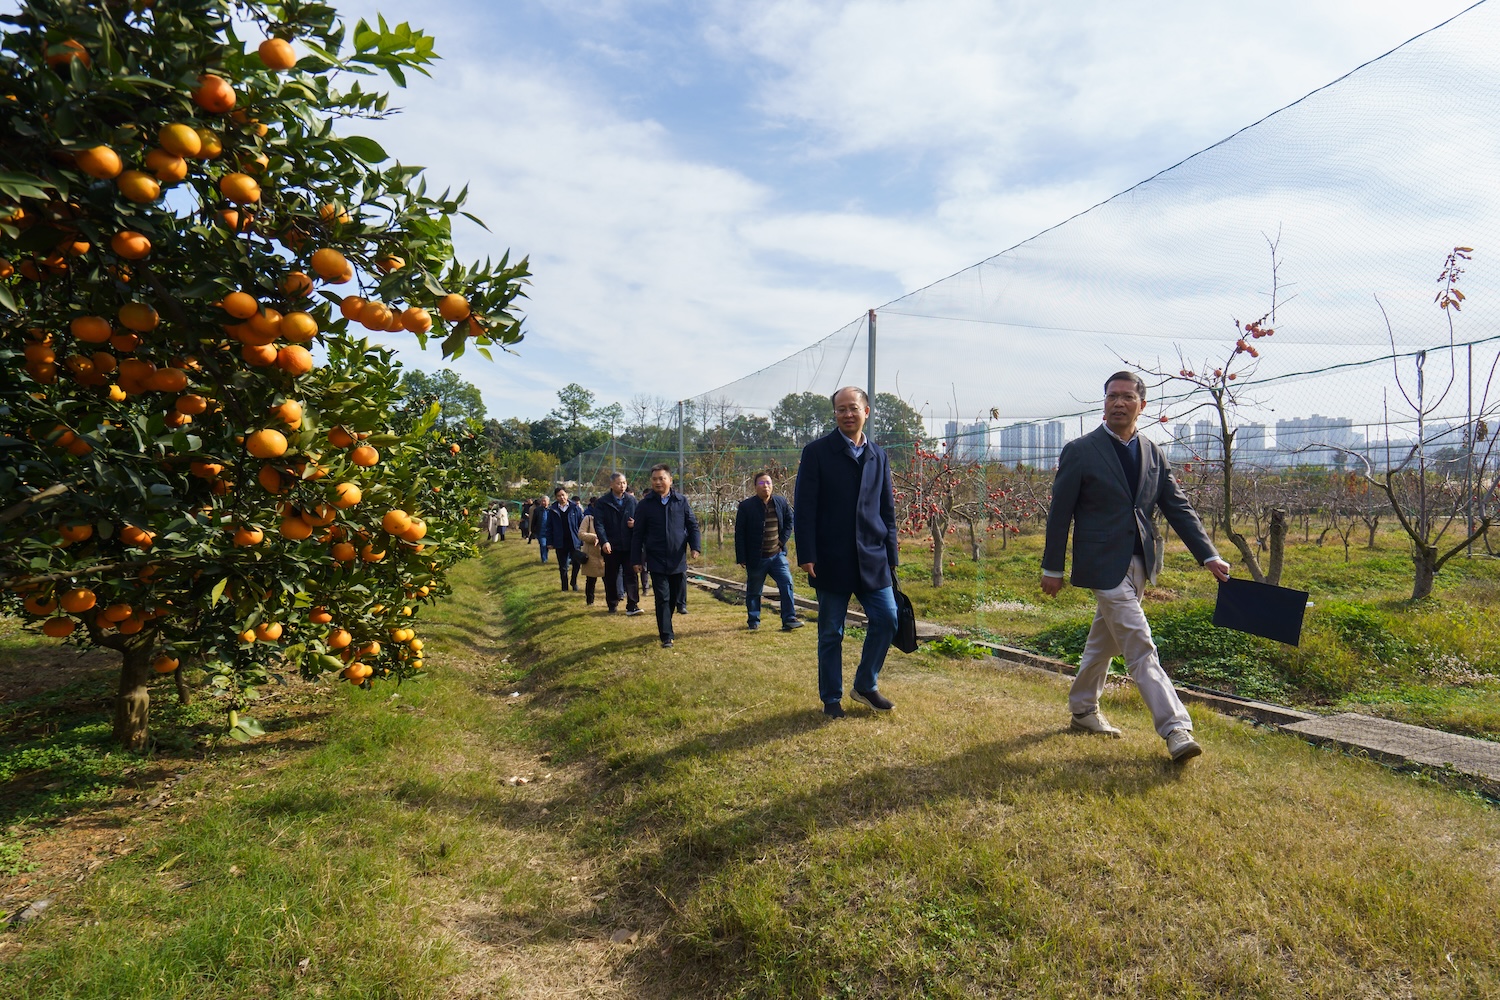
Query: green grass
695 526 1500 737
4 541 1499 997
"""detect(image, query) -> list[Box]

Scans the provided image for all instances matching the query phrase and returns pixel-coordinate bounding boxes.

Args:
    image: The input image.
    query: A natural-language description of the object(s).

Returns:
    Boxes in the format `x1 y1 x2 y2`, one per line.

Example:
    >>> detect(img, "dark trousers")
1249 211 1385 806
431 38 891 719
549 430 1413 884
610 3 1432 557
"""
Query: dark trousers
650 571 685 641
556 547 580 590
602 550 639 611
498 526 506 540
584 575 598 603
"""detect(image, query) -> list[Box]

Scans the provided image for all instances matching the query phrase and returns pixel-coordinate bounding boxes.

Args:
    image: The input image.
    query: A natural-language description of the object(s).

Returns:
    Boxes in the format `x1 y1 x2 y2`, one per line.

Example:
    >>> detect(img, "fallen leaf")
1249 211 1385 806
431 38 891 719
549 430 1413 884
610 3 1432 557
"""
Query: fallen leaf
296 957 311 976
610 928 639 946
228 865 245 878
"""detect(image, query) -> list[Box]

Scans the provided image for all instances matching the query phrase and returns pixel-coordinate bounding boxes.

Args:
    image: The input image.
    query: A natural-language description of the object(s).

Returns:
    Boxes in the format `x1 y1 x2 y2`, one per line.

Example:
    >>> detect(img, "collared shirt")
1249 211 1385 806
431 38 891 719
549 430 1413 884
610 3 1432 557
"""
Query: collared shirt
1042 426 1141 580
840 430 867 460
760 498 780 556
659 491 670 504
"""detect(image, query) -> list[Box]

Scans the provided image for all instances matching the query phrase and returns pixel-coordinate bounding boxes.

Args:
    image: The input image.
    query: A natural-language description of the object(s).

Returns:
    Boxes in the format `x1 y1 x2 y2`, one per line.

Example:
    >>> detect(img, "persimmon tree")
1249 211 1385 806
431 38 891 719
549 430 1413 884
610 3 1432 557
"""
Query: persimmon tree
0 0 529 748
894 442 1017 587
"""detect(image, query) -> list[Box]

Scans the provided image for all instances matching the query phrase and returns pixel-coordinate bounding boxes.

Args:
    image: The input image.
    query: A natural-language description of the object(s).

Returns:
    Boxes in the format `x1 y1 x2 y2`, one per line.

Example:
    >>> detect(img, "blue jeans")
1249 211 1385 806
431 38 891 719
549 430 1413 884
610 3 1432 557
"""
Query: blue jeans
745 551 797 627
539 539 549 563
815 586 897 705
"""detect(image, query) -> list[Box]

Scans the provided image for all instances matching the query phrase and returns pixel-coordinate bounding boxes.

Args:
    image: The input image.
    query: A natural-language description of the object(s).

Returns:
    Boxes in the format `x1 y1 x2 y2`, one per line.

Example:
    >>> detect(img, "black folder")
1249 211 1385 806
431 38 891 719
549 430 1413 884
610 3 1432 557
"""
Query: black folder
1213 577 1309 646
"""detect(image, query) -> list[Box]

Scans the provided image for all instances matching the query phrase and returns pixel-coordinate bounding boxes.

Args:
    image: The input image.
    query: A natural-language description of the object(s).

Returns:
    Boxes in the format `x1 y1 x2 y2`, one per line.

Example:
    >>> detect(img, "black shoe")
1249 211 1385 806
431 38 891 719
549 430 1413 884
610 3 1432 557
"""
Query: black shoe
823 701 846 719
747 622 759 631
626 608 644 617
781 619 806 631
586 600 595 606
677 606 688 615
572 584 580 592
661 639 673 649
607 607 618 614
853 688 894 712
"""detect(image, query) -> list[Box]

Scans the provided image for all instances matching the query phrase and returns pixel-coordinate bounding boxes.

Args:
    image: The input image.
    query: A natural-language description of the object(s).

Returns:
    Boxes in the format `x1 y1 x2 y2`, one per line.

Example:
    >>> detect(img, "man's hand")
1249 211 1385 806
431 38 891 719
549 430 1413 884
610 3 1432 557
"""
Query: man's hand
1205 557 1231 582
690 550 701 561
633 564 645 574
1040 575 1064 597
800 562 816 578
602 542 612 555
626 517 635 528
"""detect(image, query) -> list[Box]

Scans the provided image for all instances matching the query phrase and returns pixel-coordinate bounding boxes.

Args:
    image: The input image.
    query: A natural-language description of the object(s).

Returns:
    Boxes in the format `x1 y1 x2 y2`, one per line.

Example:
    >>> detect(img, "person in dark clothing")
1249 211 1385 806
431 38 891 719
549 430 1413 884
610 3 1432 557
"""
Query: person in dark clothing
531 496 550 563
520 500 532 543
630 464 701 648
545 487 585 590
794 386 899 719
592 472 643 615
735 471 803 632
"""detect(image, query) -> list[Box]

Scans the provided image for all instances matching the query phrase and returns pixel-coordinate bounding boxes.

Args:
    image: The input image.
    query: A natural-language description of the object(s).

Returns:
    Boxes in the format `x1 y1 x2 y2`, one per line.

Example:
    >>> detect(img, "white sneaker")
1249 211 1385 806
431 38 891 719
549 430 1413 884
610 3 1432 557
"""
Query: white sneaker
1070 710 1121 738
1166 728 1202 761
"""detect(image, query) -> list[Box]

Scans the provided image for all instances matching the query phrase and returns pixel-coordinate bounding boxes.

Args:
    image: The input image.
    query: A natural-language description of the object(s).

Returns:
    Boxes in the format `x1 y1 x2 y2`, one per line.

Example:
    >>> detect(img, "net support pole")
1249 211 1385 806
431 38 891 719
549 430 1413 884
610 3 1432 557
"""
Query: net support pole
866 308 877 403
677 400 685 475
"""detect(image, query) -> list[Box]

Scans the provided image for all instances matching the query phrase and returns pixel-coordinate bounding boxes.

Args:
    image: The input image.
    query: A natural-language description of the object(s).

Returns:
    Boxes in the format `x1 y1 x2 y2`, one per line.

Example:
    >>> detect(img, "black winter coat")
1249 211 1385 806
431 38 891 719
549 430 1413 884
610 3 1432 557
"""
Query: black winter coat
734 494 793 564
630 490 701 574
792 430 898 594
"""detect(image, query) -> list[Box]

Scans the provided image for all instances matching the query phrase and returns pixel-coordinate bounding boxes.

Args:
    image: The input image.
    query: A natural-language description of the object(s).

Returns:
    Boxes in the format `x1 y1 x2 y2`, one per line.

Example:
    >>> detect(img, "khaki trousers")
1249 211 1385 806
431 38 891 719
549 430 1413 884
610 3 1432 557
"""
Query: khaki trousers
1068 556 1192 737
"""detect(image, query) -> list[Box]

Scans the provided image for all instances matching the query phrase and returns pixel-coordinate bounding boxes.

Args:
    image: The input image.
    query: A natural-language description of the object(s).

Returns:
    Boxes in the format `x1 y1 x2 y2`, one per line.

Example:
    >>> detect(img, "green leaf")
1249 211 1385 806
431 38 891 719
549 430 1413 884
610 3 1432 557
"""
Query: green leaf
210 577 230 606
342 135 388 163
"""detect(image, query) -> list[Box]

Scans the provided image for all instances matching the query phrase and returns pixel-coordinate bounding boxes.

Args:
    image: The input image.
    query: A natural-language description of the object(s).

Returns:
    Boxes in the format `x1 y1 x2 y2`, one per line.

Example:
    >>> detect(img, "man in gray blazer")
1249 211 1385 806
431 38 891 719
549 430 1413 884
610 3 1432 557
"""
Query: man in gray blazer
1040 371 1230 761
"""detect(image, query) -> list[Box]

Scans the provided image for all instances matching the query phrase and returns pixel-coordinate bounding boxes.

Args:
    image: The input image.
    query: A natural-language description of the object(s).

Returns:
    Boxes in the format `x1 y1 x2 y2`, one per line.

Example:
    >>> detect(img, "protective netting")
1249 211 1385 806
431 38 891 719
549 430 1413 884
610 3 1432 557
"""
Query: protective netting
677 1 1500 467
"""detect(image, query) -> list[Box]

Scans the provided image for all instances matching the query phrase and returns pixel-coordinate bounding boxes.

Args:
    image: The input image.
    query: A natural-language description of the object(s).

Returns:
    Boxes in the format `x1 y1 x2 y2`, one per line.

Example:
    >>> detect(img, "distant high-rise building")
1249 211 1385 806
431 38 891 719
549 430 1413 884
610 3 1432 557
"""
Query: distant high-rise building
944 420 990 462
1275 415 1360 467
1043 421 1065 467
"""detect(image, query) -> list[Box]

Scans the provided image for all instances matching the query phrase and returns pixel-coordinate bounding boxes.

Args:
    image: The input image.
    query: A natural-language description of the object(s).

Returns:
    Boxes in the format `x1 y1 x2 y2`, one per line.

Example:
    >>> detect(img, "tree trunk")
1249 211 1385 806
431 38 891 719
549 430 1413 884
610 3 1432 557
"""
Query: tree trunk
1266 508 1287 586
1222 518 1266 584
930 519 946 588
967 519 981 561
174 664 192 706
1365 518 1380 549
113 641 156 750
1411 546 1437 601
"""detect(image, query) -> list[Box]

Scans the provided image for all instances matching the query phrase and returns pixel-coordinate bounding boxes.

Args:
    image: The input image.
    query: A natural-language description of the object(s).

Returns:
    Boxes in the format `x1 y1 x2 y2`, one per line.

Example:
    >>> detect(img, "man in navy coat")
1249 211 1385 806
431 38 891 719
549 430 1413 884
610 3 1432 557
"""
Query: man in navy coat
631 464 701 648
794 386 899 718
545 487 585 592
592 471 642 616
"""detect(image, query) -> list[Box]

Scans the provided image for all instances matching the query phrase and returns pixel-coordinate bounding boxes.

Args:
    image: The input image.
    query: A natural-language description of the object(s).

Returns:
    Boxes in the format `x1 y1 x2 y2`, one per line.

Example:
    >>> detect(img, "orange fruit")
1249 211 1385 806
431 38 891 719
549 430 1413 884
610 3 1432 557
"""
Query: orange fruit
309 607 333 624
270 400 303 428
374 254 404 273
222 291 258 319
60 588 97 613
280 516 313 541
360 641 382 657
233 526 264 546
146 367 188 393
242 344 277 366
116 616 144 636
332 482 362 508
257 464 285 494
143 148 188 183
75 145 122 179
248 307 282 338
400 307 432 334
382 509 412 535
158 123 202 158
350 444 379 467
116 170 161 203
118 302 159 332
409 638 424 652
246 428 288 458
239 629 257 644
282 271 313 297
66 437 94 457
111 230 151 259
45 39 90 68
328 628 352 650
327 426 355 448
24 593 59 615
399 518 427 542
258 37 297 70
331 541 356 562
69 315 112 343
175 393 208 415
190 460 224 479
254 621 284 641
339 296 367 321
102 602 133 622
196 128 223 158
42 617 76 638
152 655 179 674
218 208 246 231
302 503 336 527
358 302 392 331
310 248 348 281
437 294 470 322
120 525 155 548
59 522 93 544
276 345 313 375
281 312 317 342
193 74 236 113
360 544 385 562
219 172 260 203
318 203 352 225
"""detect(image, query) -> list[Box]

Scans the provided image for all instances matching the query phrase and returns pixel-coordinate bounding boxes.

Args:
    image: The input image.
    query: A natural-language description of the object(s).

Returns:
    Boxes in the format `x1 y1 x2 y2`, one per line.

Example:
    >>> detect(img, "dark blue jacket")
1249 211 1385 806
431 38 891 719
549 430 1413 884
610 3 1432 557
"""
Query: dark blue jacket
545 500 584 550
734 494 793 565
591 490 637 552
793 429 898 594
630 490 701 574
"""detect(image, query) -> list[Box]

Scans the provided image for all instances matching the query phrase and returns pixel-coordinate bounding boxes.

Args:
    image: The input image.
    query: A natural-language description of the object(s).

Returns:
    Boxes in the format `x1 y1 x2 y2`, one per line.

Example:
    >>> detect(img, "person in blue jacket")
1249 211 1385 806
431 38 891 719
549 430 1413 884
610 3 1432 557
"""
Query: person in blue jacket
794 386 899 719
630 464 701 648
592 472 643 615
735 471 804 632
545 487 585 591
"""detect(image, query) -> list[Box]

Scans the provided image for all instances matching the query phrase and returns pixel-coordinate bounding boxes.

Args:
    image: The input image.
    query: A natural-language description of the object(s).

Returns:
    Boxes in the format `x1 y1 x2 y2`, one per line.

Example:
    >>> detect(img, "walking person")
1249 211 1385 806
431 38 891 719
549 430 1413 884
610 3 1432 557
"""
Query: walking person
631 464 701 648
532 496 550 563
577 499 607 606
794 387 899 719
546 487 585 591
496 503 509 541
736 471 804 632
1040 370 1231 761
593 472 643 616
520 499 532 544
480 504 499 544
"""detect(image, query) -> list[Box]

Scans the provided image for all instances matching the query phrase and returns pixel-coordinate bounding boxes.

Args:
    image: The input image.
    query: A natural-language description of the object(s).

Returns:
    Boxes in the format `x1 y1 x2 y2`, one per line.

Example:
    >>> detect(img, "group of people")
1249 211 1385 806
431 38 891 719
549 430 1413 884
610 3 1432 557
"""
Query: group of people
505 374 1229 761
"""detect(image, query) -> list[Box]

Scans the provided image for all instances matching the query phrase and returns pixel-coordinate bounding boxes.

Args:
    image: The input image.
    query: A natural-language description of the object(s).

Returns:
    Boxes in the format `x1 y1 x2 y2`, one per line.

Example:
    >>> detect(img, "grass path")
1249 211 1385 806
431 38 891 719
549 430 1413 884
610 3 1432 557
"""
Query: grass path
2 541 1498 998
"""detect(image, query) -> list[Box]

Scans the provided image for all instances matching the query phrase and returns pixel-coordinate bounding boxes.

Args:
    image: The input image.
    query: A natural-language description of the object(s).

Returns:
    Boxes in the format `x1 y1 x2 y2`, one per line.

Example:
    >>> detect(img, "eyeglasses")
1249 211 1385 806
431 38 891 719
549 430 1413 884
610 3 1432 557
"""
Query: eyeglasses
834 406 865 416
1105 393 1141 404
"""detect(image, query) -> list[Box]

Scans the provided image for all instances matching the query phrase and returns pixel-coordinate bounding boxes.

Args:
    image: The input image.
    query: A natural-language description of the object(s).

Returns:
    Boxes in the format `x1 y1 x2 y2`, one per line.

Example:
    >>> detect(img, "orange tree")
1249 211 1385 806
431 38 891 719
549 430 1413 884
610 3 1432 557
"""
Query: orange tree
0 0 530 748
